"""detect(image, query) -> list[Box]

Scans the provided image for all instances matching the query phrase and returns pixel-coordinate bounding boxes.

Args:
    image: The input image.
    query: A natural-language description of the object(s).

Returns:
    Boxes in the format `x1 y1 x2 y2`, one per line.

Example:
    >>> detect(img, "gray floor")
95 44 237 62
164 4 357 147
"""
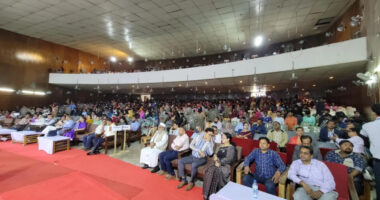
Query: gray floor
73 141 203 187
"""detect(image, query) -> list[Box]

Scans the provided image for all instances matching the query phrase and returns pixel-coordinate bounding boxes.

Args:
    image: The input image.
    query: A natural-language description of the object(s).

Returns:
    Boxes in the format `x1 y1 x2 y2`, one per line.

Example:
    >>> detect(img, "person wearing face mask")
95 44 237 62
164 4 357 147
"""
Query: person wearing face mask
325 140 366 196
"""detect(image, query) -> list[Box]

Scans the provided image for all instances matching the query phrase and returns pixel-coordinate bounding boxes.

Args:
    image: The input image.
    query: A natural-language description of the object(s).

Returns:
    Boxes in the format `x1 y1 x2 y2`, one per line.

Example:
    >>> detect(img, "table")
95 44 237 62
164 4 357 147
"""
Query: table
0 129 15 141
38 136 70 154
11 131 41 145
210 182 285 200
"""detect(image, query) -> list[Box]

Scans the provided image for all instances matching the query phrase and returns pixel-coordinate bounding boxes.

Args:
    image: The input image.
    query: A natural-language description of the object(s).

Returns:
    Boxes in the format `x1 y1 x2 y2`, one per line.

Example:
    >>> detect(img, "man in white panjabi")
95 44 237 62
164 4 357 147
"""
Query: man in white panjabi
140 123 169 172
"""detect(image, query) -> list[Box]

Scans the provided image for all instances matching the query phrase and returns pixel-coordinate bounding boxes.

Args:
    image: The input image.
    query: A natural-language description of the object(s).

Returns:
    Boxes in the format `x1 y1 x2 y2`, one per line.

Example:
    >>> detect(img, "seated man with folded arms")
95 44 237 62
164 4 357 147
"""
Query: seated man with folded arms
325 140 366 196
158 126 190 180
87 118 116 155
288 146 337 200
177 128 214 191
140 123 168 173
83 120 105 150
243 137 286 195
292 135 322 161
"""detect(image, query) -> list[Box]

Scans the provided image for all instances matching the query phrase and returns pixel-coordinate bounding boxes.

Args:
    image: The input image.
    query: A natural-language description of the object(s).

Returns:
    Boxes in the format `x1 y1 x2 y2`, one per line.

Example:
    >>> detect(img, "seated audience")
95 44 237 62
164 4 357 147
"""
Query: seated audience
140 123 168 172
85 115 93 125
289 127 304 145
243 137 286 195
234 117 245 133
221 122 234 136
235 122 252 139
203 132 236 199
273 111 285 126
292 135 322 161
57 115 75 136
169 122 179 136
83 120 105 150
325 140 366 196
64 116 86 141
212 126 222 144
319 120 342 142
211 117 222 132
10 113 31 131
251 119 267 135
302 110 316 126
92 116 102 125
318 109 332 127
285 111 298 131
332 127 364 154
191 125 202 139
288 146 337 200
158 126 189 180
177 128 214 191
267 121 288 152
87 118 116 155
131 116 140 131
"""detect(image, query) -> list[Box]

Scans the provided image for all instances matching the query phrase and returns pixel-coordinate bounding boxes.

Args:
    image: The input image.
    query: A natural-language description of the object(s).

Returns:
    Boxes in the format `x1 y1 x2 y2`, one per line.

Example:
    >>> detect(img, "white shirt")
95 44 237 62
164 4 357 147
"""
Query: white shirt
336 136 365 154
104 124 116 137
171 134 190 151
211 121 222 131
361 119 380 159
213 133 222 144
94 125 104 135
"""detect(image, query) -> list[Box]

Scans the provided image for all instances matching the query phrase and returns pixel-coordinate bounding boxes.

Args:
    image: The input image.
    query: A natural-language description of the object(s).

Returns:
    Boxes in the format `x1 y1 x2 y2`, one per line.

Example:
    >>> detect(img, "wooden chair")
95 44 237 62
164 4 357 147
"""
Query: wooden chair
140 127 156 146
103 131 124 154
288 161 358 200
126 128 142 147
1 118 14 128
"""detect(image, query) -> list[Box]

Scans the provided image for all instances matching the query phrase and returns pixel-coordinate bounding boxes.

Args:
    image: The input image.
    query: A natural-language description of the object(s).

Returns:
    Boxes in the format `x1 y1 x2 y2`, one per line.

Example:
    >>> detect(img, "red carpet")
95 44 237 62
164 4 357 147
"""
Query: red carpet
0 142 203 200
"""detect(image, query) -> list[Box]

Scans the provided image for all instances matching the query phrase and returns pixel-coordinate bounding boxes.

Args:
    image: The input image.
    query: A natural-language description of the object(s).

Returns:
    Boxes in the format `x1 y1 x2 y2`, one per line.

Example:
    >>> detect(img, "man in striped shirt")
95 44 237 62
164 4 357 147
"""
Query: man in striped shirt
177 128 214 191
243 137 286 195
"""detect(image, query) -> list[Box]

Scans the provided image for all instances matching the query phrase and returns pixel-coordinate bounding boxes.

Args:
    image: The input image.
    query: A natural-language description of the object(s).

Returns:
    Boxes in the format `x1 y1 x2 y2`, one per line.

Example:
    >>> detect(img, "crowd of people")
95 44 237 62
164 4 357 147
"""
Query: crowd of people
0 96 378 200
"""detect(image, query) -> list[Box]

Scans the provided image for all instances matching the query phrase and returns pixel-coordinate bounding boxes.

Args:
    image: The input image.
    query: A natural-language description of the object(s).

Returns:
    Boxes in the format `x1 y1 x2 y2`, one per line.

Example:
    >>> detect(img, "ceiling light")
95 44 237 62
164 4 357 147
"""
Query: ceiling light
329 76 334 80
127 57 133 62
16 52 43 62
0 87 15 93
239 80 243 83
205 81 208 85
272 86 275 88
312 84 316 87
34 91 46 96
110 56 117 62
253 35 264 47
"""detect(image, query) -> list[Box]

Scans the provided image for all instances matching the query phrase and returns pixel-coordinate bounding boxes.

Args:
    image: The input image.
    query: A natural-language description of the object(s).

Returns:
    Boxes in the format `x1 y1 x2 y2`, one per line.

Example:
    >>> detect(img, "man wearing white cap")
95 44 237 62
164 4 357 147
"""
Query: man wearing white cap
140 122 168 172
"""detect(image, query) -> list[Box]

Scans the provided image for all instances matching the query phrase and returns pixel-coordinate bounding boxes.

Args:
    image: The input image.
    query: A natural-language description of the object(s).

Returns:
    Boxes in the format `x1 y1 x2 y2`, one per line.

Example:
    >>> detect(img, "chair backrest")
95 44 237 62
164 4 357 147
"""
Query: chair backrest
269 141 278 151
320 147 333 160
4 118 13 124
286 143 297 165
278 152 287 166
88 124 98 133
185 130 194 138
235 146 242 161
167 135 177 150
232 137 254 158
323 161 349 200
250 151 286 173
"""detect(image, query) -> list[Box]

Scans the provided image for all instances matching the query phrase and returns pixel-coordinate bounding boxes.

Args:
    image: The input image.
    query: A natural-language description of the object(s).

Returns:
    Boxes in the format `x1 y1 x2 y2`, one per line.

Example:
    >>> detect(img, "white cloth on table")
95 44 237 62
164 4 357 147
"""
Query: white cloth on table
42 126 57 135
38 136 70 154
11 131 37 142
210 182 285 200
0 129 15 135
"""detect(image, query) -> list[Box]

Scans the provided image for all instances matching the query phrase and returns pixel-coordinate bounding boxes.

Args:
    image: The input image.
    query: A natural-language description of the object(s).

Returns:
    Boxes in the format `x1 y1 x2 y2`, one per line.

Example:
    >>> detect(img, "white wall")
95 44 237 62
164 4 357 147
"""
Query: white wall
49 37 367 85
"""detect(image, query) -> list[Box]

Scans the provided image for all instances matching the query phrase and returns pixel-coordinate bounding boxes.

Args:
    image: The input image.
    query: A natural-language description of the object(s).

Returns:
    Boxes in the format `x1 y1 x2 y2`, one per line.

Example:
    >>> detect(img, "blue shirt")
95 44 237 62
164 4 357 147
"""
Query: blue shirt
263 116 272 124
251 124 267 135
62 119 74 130
325 150 366 174
190 132 214 158
234 122 244 133
244 149 286 179
131 121 140 131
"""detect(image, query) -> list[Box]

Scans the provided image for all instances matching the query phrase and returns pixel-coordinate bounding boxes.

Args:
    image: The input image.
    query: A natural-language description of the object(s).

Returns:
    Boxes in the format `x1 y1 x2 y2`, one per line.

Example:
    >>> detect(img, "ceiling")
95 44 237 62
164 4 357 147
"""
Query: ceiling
57 61 367 94
0 0 354 60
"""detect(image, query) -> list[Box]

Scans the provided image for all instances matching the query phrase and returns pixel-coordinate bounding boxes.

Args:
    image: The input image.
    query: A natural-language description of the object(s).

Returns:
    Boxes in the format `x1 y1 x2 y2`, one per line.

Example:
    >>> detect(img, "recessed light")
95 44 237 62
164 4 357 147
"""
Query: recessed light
239 80 243 83
272 86 275 88
312 84 316 87
329 76 334 80
127 57 133 62
253 35 264 47
301 88 305 91
110 56 117 62
205 81 208 85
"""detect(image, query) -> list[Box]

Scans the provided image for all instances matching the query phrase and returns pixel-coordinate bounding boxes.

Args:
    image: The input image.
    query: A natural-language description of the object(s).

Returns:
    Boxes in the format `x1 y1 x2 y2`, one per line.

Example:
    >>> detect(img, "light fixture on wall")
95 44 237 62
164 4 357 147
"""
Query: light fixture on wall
253 35 264 47
127 57 134 63
350 15 362 27
337 23 345 32
325 32 333 37
0 87 15 93
110 56 117 62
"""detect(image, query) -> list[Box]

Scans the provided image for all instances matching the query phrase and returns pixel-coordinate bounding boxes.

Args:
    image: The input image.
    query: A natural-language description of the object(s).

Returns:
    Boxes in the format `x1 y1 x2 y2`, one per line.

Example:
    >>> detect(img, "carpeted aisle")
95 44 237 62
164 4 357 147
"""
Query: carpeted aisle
0 142 203 200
